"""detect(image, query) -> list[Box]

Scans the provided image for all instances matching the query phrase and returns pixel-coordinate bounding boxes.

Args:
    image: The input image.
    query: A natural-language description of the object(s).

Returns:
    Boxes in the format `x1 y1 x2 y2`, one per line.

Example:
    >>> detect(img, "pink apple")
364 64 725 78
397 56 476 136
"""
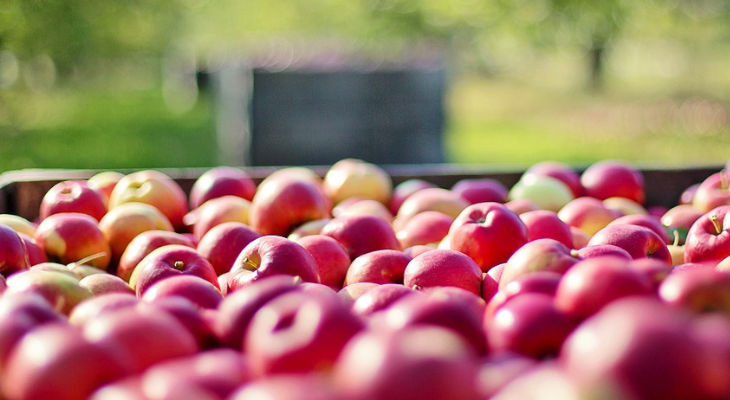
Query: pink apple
324 158 392 205
322 214 401 259
351 284 416 316
230 236 320 284
249 177 330 236
504 199 540 215
188 195 252 239
0 223 30 276
345 249 411 286
230 374 339 400
681 183 700 205
525 161 583 197
403 249 483 295
690 314 730 398
490 363 587 400
574 244 632 260
629 258 673 290
482 272 499 302
109 170 189 229
693 170 730 212
570 226 590 249
34 212 110 270
130 244 219 295
144 296 217 349
396 211 453 248
558 197 621 235
40 180 107 221
608 214 671 243
661 204 703 244
296 234 350 288
87 171 124 203
475 353 539 398
287 218 331 241
68 292 138 327
18 232 47 266
337 282 380 307
659 268 730 316
499 239 579 288
334 198 394 223
197 222 260 276
588 224 672 263
403 244 436 258
99 202 174 262
142 275 223 309
394 188 469 230
117 230 194 282
580 160 644 203
519 210 573 248
446 202 528 272
389 179 437 214
684 205 730 264
79 274 134 296
190 167 256 209
0 293 64 366
452 178 508 204
485 271 562 318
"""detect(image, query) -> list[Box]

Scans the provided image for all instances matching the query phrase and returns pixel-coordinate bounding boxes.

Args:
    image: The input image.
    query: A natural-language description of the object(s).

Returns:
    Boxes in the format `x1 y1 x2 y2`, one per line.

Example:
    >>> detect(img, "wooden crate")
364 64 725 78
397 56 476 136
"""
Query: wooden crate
0 164 721 221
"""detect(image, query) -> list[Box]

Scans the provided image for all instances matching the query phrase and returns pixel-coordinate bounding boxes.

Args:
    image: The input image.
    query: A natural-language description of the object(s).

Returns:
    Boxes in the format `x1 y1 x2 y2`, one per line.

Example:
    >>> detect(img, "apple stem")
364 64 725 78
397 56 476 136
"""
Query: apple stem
174 261 184 270
412 284 423 291
710 215 722 235
673 230 680 247
67 252 107 269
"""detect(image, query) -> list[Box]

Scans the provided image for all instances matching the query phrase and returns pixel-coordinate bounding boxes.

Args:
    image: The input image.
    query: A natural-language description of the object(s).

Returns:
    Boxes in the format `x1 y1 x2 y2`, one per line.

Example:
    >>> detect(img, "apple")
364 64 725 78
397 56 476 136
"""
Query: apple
603 196 647 216
296 234 350 289
141 275 223 309
661 204 703 245
351 284 417 316
214 275 301 349
684 205 730 264
580 160 644 203
490 363 589 400
29 262 79 279
334 327 482 400
197 222 260 276
40 180 107 221
287 218 331 241
249 177 330 236
485 271 562 318
519 210 573 248
337 282 380 307
499 239 579 288
396 211 453 248
690 314 730 398
87 171 124 203
475 355 542 399
245 289 364 375
445 202 528 272
574 244 631 260
68 292 138 327
88 378 147 400
189 166 256 209
324 158 392 205
0 214 36 236
0 223 30 276
334 198 393 223
482 272 499 302
629 258 673 290
558 197 621 236
403 244 436 258
524 161 583 197
659 268 730 316
6 269 92 315
508 175 574 212
393 188 469 230
129 244 219 295
587 224 672 263
109 170 188 229
403 249 483 295
79 274 134 296
0 293 64 366
18 232 47 266
322 214 401 259
504 199 540 215
34 212 110 270
99 202 174 262
230 236 320 285
345 249 411 286
389 179 437 214
229 374 339 400
681 183 700 205
488 263 505 283
144 296 217 349
187 195 252 239
555 256 653 319
452 178 508 204
486 293 575 358
117 230 195 282
2 323 130 400
693 170 730 212
608 214 670 244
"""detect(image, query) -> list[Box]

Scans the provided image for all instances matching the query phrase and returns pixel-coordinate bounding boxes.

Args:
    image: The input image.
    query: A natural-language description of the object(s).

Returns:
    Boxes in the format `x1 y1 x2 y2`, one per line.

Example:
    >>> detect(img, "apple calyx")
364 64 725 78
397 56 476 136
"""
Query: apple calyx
411 284 423 291
173 261 185 271
710 215 722 235
240 256 259 271
67 252 108 269
570 249 580 258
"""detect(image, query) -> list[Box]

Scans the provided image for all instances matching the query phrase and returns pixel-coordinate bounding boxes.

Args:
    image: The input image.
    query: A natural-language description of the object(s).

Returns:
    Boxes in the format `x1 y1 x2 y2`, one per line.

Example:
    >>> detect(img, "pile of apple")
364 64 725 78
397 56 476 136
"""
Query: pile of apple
0 158 729 400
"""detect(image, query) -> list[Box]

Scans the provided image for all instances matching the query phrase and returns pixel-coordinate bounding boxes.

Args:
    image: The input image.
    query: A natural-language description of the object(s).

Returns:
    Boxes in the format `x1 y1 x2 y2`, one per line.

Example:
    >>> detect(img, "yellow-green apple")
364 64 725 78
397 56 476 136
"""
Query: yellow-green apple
403 249 482 295
519 210 573 248
681 183 700 205
558 197 621 236
40 180 107 221
588 224 672 263
29 262 79 279
525 161 583 197
249 178 330 236
485 271 561 318
338 282 379 306
581 160 645 203
214 275 300 349
0 293 64 366
2 323 131 400
296 234 350 289
141 275 222 309
324 158 392 205
499 239 579 288
504 199 540 215
345 249 411 286
130 245 218 295
555 256 653 319
661 204 703 245
88 171 124 203
230 374 338 400
693 170 730 212
351 284 417 316
446 202 528 272
0 214 36 236
333 198 393 223
486 292 575 358
187 195 252 239
287 218 331 241
245 289 364 375
34 213 110 270
389 179 437 214
394 188 469 230
117 230 194 282
109 170 188 229
396 211 453 249
83 306 198 373
608 214 671 243
334 326 482 400
69 293 138 327
230 236 320 284
6 269 92 315
603 196 647 216
684 206 730 264
190 167 256 209
659 268 730 316
99 202 174 262
452 178 508 204
79 274 134 296
197 222 260 276
508 175 574 212
0 223 30 276
18 232 47 266
322 214 401 259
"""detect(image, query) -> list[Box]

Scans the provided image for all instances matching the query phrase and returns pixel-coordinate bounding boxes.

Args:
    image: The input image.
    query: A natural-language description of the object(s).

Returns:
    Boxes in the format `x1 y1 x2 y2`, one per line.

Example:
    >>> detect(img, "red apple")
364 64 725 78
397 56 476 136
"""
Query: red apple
40 180 107 221
6 269 92 315
334 198 394 223
684 205 730 264
0 223 30 276
574 244 632 260
287 218 331 241
394 188 469 230
690 314 730 398
230 374 339 400
504 199 540 215
580 160 644 203
68 292 138 327
34 213 110 270
396 211 453 248
142 275 222 309
351 284 417 316
117 230 194 282
338 282 380 307
446 202 528 272
485 271 562 318
525 161 583 197
109 170 189 229
482 272 499 302
0 293 64 366
500 239 579 288
403 244 436 258
99 202 174 262
296 234 350 288
345 249 411 286
588 224 672 263
197 222 260 276
190 167 256 208
490 363 588 400
188 195 252 239
629 258 673 290
693 170 730 212
389 179 437 214
475 353 539 398
452 178 508 204
322 214 401 259
570 227 590 249
681 183 700 205
519 210 573 248
324 158 392 205
659 268 730 316
608 214 671 243
558 197 621 236
403 249 483 295
79 274 134 296
18 232 47 266
130 245 219 295
661 204 703 245
250 177 331 236
144 296 217 349
230 236 320 285
87 171 124 203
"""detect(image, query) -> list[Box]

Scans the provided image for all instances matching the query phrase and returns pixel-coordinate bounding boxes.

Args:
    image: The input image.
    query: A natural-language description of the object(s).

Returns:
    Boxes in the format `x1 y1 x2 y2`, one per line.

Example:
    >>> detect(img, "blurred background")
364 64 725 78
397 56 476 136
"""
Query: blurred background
0 0 729 170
